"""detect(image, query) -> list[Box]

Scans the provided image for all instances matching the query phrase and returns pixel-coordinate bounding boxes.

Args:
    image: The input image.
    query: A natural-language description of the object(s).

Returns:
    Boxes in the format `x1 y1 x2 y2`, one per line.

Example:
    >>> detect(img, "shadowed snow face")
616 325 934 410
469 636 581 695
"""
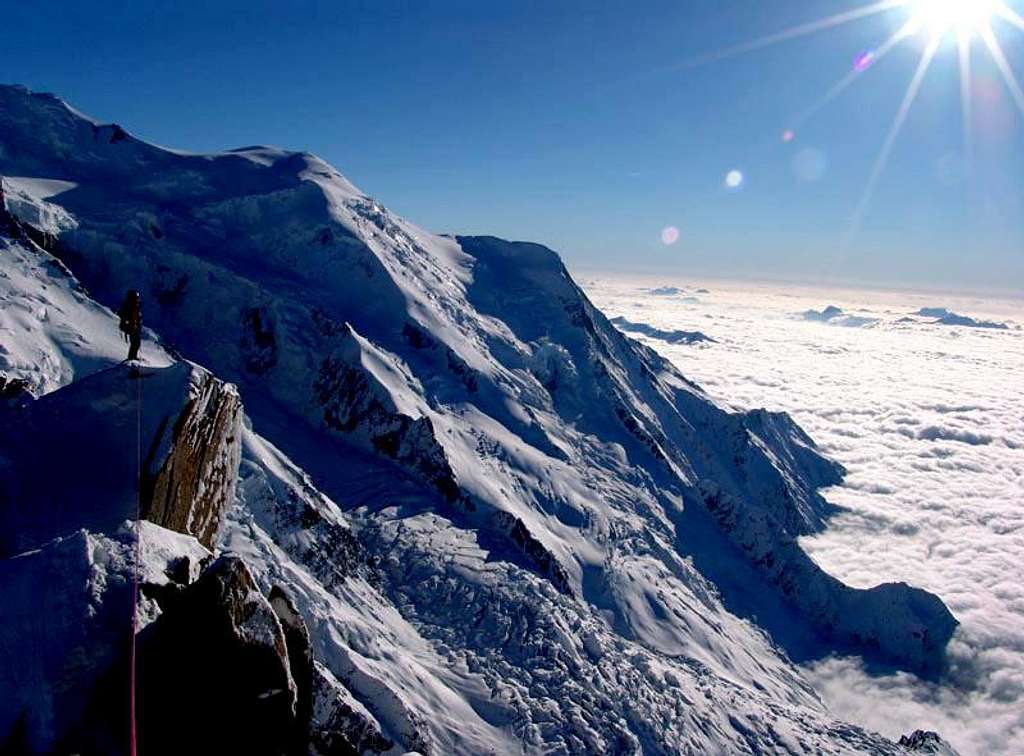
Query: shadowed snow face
583 274 1024 756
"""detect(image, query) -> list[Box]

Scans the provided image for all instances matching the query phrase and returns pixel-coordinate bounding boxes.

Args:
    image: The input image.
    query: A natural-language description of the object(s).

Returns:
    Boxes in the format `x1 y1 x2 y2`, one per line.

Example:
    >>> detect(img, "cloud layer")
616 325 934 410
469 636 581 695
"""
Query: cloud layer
584 274 1024 756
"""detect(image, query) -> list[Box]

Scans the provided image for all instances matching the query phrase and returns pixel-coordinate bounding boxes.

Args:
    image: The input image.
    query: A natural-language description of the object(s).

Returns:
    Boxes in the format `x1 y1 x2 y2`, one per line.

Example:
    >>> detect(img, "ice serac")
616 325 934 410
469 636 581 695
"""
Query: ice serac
0 84 960 754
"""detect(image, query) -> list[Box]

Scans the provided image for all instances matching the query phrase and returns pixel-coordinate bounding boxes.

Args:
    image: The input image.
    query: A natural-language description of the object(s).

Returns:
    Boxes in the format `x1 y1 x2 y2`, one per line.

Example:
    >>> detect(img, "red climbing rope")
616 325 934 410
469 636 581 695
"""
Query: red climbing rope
130 367 141 756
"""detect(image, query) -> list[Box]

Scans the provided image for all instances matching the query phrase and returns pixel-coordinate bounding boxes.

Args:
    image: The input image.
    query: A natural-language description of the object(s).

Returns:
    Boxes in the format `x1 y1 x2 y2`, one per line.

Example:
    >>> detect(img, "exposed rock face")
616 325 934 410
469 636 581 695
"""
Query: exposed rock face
234 428 371 591
899 729 959 754
269 584 315 750
312 324 461 504
55 555 318 756
310 668 394 756
241 305 278 374
0 374 30 401
142 367 243 548
491 510 574 595
0 361 241 556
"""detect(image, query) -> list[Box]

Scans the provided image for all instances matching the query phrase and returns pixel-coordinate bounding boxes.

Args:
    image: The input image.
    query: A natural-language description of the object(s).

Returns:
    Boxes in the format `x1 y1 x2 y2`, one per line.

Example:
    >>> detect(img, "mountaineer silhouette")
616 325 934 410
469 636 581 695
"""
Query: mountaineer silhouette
117 289 143 362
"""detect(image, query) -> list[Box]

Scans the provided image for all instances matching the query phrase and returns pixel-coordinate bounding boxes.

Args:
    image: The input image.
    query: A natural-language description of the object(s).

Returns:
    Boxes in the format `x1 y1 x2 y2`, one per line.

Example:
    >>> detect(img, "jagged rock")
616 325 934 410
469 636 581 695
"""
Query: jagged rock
899 729 958 754
311 666 394 756
312 325 461 504
270 584 315 749
0 374 30 401
142 366 243 548
241 305 279 374
130 556 300 756
233 428 371 590
59 555 306 756
492 510 574 595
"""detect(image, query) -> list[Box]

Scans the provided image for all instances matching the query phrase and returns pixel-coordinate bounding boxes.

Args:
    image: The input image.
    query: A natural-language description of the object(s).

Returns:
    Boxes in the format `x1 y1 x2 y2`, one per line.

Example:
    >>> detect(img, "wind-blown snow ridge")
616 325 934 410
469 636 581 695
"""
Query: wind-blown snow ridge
0 83 959 754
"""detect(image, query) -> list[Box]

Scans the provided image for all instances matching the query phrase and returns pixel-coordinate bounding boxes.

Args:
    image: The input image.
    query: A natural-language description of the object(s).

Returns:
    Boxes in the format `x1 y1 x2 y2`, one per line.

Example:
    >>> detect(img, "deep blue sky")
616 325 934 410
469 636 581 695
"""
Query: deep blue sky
3 0 1023 290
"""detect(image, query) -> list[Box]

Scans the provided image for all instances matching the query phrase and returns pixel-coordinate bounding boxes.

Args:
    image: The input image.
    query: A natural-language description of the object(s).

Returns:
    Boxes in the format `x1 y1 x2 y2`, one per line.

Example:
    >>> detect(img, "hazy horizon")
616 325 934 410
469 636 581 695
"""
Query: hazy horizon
570 263 1024 300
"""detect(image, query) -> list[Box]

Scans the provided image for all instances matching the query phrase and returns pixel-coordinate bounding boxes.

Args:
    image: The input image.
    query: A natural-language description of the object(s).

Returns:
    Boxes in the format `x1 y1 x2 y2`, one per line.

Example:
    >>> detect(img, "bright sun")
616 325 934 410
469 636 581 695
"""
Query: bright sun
687 0 1024 244
908 0 998 37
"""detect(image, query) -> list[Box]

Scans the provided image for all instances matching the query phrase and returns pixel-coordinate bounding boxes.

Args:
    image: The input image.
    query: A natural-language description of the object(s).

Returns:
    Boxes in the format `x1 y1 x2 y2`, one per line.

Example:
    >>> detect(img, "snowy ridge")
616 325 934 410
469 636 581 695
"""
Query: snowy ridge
0 84 959 754
0 358 241 556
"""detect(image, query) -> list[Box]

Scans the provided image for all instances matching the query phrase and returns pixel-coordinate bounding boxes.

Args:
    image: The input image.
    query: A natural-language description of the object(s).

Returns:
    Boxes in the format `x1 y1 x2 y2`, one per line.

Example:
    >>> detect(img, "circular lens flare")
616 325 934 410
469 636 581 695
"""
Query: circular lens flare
725 170 744 189
661 226 680 245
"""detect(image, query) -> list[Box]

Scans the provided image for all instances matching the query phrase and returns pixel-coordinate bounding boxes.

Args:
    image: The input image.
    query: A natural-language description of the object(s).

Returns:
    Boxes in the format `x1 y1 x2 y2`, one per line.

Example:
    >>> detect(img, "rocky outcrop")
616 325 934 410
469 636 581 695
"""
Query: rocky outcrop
310 670 394 756
234 429 371 591
899 729 958 754
269 584 315 750
0 374 30 401
241 305 279 374
142 367 243 548
0 362 241 556
131 557 303 756
0 523 212 754
313 326 461 504
58 556 318 756
492 510 574 596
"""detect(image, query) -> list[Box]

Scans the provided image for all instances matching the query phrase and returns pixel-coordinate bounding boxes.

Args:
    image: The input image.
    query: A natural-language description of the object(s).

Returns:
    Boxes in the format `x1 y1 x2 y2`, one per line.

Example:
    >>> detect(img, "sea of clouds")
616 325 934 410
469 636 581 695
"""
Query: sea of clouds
582 274 1023 756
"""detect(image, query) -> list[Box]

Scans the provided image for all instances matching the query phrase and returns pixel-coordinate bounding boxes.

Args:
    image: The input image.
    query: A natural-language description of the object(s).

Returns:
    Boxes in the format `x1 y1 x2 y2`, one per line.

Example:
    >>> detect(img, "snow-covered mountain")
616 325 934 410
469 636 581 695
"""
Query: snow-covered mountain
0 84 958 755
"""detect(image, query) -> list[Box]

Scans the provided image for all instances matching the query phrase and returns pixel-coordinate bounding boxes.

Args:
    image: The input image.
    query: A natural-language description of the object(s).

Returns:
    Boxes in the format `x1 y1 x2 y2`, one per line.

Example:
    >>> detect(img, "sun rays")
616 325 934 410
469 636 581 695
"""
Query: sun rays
846 34 943 246
689 0 1024 245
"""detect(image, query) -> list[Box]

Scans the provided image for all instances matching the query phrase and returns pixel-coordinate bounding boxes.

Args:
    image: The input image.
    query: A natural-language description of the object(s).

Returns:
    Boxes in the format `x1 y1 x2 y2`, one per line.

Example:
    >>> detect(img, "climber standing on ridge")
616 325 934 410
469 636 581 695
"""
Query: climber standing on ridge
118 289 143 362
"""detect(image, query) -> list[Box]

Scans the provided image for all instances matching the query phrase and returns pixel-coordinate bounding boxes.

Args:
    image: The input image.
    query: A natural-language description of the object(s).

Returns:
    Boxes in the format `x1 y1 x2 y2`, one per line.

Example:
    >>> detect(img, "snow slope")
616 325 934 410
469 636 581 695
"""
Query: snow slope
0 208 169 396
0 84 959 754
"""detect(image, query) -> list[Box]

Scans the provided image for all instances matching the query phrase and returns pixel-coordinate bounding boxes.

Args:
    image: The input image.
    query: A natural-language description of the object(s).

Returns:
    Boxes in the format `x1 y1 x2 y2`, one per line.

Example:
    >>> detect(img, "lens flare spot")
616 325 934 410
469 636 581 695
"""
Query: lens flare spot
782 129 796 143
853 50 875 72
661 226 680 245
725 170 745 189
